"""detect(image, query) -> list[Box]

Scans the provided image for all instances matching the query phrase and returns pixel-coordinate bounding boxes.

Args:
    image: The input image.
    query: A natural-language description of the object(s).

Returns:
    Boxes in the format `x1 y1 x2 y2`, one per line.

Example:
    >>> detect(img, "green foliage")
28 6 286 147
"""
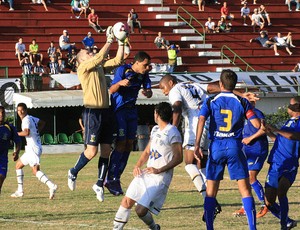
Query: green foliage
265 105 289 128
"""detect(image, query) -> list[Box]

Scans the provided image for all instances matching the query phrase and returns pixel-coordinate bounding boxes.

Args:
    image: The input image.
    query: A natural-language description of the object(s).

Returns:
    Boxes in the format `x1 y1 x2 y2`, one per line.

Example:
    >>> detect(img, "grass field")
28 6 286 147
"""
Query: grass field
0 151 299 230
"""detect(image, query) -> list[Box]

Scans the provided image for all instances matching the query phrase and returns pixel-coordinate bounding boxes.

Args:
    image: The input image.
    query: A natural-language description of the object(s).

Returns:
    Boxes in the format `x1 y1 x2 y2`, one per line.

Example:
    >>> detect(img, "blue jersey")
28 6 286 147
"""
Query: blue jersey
200 92 257 140
243 108 268 151
0 122 21 163
110 64 151 112
267 116 300 168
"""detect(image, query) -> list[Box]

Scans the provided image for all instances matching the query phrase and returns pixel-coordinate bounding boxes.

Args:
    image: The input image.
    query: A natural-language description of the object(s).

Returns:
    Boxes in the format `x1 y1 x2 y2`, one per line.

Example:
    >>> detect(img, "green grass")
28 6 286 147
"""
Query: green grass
0 151 299 230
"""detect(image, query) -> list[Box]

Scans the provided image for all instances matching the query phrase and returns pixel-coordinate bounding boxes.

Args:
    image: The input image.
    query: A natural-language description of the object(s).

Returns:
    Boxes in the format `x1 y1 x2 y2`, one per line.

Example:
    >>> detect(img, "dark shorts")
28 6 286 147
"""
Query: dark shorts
83 107 114 146
115 107 138 141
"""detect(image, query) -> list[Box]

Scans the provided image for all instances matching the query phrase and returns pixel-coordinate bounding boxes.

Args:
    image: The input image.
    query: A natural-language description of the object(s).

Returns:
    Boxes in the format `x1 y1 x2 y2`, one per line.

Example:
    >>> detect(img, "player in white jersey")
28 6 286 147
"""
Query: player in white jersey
113 102 183 230
11 103 57 199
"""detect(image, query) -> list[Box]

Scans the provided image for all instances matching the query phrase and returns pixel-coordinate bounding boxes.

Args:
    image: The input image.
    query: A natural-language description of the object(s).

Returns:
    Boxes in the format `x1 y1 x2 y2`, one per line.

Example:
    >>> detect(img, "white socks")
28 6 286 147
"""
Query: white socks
113 206 131 230
16 169 24 192
36 171 55 189
185 164 206 197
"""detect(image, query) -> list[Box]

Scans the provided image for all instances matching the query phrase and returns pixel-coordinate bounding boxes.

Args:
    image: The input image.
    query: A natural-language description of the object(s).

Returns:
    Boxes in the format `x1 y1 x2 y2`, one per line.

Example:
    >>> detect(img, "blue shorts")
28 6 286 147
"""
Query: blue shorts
115 107 138 141
207 139 249 181
244 146 268 171
265 162 298 189
83 108 114 146
0 160 8 177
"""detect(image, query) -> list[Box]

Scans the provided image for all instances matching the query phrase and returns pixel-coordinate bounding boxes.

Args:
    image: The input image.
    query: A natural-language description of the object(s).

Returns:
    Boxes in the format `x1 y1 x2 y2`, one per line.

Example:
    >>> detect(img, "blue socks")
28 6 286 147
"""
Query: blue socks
71 152 90 176
96 157 109 187
118 151 130 178
204 197 216 230
107 150 123 180
242 196 256 230
251 180 265 203
279 196 289 228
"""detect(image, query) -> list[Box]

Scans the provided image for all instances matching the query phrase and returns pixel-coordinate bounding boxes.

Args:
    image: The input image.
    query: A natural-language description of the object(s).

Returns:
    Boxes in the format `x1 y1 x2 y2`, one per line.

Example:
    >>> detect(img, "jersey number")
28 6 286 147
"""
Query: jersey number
220 109 232 132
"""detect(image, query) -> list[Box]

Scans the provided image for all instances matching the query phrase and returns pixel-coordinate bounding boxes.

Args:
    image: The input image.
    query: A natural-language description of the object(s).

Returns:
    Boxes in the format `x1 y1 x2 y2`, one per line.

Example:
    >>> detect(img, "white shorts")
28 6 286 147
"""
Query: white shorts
126 173 168 215
20 145 42 167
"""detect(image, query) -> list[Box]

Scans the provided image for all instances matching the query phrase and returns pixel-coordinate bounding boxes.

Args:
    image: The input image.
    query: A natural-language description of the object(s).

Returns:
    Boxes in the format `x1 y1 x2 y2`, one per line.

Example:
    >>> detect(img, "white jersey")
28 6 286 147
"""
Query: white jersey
22 115 42 152
147 124 182 186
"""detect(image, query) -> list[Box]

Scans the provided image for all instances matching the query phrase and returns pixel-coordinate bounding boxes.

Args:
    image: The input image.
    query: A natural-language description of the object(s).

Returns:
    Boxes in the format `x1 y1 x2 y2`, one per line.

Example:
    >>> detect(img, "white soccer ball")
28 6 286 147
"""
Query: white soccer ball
113 22 129 41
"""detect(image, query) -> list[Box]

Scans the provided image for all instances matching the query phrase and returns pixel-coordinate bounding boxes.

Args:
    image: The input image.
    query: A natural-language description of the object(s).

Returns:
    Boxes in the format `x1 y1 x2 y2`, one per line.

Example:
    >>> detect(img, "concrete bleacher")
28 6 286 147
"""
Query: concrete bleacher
0 0 299 78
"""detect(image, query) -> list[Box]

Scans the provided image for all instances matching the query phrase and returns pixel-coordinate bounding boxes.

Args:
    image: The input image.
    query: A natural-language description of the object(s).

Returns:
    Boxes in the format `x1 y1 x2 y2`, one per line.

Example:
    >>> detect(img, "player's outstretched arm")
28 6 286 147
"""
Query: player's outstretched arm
266 124 300 141
242 119 266 145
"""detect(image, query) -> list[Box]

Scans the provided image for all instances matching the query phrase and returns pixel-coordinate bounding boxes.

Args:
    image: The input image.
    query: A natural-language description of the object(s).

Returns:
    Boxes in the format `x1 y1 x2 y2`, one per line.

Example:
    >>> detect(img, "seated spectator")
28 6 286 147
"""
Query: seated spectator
251 8 265 32
32 0 48 11
250 30 279 56
59 30 76 54
47 41 56 57
241 2 251 26
167 43 180 73
258 5 272 26
29 39 43 64
154 32 169 49
82 32 94 50
216 17 231 33
220 1 234 25
70 0 82 19
198 0 205 11
127 8 142 33
124 36 132 60
286 0 300 11
48 55 60 74
79 0 89 18
88 8 105 33
205 16 216 33
0 0 14 11
15 37 29 64
272 32 294 55
292 61 300 72
67 48 77 72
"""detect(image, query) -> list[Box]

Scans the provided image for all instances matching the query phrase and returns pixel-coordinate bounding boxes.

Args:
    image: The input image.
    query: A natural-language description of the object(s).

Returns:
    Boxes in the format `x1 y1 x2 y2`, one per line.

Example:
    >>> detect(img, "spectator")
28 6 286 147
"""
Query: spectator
33 60 45 76
205 16 216 33
88 8 106 33
198 0 205 11
20 57 33 75
15 37 28 64
79 0 89 18
272 32 294 55
286 0 300 11
92 46 98 56
241 3 251 26
250 31 279 56
220 1 234 25
55 47 63 60
0 0 14 10
67 48 77 72
167 44 180 73
70 0 82 19
128 8 142 34
82 32 95 50
216 16 231 33
29 39 43 64
48 55 60 74
59 30 76 54
258 5 272 26
292 61 300 72
251 8 265 32
32 0 48 11
124 36 132 60
154 32 169 49
47 41 56 58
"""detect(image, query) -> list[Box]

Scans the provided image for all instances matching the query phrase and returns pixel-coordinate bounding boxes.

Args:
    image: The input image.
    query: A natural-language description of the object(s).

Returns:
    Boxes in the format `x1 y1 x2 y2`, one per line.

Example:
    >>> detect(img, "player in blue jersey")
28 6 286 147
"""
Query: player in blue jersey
233 100 269 218
0 106 21 195
194 70 261 230
264 96 300 230
105 51 153 196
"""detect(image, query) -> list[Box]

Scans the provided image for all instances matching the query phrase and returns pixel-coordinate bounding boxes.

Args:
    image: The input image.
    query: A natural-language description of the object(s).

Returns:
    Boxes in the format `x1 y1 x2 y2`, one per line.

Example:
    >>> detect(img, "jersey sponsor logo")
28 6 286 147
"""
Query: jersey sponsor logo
214 131 235 138
149 149 162 160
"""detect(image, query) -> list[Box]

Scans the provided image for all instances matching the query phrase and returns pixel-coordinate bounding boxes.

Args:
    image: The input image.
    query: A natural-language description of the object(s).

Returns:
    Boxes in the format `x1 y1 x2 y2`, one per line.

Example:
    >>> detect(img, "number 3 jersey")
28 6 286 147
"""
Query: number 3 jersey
200 92 257 140
147 124 182 185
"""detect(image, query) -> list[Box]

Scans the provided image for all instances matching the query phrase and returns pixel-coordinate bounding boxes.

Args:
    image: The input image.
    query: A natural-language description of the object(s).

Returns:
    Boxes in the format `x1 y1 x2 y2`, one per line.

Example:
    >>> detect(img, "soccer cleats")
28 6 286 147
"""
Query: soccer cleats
233 207 246 217
105 179 124 196
287 219 297 230
202 201 222 222
68 170 77 191
49 184 58 200
92 184 104 202
256 205 268 218
10 191 24 198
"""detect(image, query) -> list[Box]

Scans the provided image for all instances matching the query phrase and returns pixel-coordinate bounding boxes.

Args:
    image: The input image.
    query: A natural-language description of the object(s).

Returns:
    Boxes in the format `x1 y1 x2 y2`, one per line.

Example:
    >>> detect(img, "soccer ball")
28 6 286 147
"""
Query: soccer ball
113 22 129 41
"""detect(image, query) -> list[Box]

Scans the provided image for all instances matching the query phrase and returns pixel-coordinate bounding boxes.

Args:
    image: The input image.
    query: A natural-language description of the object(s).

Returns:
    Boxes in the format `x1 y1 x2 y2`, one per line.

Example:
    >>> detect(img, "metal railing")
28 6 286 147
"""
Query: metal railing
176 6 206 44
220 45 255 72
0 66 9 78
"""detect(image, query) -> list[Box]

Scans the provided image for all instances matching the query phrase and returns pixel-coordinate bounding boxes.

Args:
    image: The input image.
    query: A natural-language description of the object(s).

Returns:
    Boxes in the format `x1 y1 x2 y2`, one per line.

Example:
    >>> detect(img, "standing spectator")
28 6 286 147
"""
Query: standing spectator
70 0 82 19
292 61 300 72
82 32 95 50
286 0 300 11
48 55 59 74
154 32 169 49
79 0 89 18
67 27 125 203
11 103 57 199
167 44 180 73
20 57 33 75
220 1 234 25
123 36 132 60
113 102 183 230
105 51 152 196
264 96 300 230
241 3 251 26
216 17 231 33
272 32 294 55
67 48 77 72
0 106 21 195
128 8 142 34
32 0 48 11
88 8 106 33
250 31 279 56
47 41 56 58
258 5 272 26
205 16 216 33
33 60 45 76
194 70 259 230
15 37 28 64
59 30 76 54
29 39 43 64
198 0 205 11
251 8 265 32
